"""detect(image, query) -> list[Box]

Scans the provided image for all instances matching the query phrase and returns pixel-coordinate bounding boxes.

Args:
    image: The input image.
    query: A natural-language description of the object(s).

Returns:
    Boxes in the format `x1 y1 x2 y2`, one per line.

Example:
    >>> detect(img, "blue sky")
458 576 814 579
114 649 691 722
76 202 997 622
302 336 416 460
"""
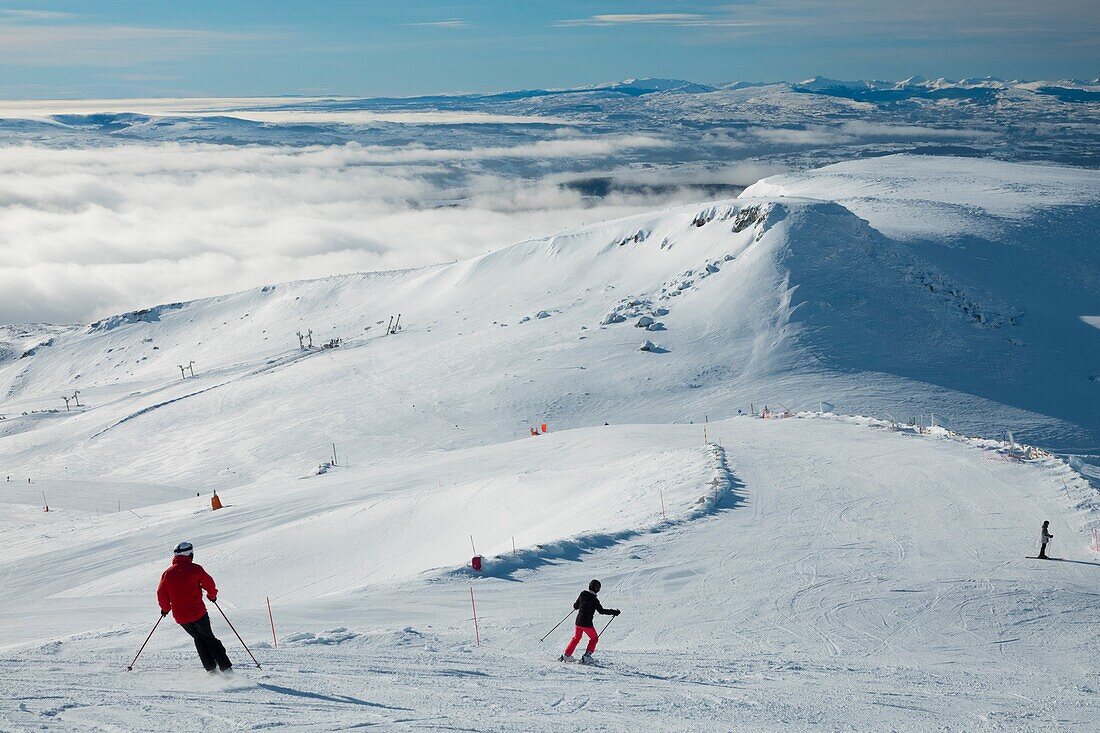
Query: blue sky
0 1 1096 97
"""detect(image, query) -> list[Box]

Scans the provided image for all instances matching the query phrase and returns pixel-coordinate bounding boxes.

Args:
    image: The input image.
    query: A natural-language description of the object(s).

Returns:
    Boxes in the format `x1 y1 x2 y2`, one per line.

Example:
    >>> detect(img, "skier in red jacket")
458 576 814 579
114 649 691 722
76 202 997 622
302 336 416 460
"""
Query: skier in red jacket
157 541 232 672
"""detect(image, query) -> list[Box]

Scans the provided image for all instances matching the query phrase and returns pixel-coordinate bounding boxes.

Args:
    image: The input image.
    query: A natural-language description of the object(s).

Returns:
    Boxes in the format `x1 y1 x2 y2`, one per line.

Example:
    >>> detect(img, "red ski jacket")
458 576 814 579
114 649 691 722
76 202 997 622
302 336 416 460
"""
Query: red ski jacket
157 555 218 625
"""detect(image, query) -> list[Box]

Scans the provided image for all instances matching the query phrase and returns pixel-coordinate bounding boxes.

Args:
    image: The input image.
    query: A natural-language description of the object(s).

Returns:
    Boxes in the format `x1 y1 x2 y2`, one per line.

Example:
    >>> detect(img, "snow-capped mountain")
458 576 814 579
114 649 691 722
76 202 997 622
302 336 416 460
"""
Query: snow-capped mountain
1 75 1095 168
0 324 76 367
590 77 718 95
794 74 1100 93
2 155 1096 490
787 75 1100 105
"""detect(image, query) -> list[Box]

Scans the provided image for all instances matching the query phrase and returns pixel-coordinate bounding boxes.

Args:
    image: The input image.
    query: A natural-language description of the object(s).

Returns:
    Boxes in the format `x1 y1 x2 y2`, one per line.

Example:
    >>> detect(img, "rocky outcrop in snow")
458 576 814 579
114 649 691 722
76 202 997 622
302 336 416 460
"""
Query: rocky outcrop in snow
88 304 184 333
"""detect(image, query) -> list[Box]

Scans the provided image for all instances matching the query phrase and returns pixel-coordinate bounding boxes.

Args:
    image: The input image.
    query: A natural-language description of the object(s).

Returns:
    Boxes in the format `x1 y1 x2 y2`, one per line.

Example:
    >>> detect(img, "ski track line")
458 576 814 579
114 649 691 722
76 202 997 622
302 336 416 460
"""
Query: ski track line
89 380 235 439
87 347 327 440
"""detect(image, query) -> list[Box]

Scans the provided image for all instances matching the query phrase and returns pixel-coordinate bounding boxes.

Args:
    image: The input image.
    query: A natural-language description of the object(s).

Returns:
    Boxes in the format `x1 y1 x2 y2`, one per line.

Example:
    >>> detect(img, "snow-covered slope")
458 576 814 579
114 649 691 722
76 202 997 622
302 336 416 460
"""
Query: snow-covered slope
1 155 1097 494
743 156 1100 451
3 155 1099 730
0 324 75 368
2 417 1096 730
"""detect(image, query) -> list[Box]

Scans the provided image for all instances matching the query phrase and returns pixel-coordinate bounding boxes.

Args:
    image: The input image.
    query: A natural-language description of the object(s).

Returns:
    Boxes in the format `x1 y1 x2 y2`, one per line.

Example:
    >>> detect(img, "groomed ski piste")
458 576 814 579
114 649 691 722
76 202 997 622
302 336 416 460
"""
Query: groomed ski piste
1 156 1098 731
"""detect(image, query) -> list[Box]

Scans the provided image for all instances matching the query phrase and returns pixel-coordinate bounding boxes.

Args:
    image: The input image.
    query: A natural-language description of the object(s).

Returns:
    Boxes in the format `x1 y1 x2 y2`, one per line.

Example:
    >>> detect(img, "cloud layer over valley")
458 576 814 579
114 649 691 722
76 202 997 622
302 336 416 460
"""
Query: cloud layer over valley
0 139 714 324
1 79 1095 324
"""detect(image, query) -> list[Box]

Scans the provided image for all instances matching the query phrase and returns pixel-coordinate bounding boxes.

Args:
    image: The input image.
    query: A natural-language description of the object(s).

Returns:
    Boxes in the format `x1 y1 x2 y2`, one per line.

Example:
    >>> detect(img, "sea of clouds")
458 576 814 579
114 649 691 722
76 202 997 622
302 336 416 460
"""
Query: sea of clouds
3 81 1078 326
0 136 761 324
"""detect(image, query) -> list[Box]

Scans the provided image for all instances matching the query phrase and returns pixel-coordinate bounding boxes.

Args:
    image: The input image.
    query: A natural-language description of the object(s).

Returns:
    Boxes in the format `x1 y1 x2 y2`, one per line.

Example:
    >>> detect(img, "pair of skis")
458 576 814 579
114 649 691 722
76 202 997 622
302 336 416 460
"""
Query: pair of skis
559 654 602 666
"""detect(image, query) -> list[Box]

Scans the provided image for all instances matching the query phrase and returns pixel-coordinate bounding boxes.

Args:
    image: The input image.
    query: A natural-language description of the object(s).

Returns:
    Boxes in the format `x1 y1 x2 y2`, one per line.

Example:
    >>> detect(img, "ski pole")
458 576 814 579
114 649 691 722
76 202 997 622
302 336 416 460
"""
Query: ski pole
213 600 262 669
539 610 576 643
127 614 165 671
598 615 616 638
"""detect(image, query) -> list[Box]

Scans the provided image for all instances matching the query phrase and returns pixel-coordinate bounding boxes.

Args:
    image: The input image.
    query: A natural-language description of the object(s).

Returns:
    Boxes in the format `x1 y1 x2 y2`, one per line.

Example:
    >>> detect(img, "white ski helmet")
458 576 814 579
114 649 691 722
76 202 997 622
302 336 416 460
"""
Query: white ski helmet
173 541 194 557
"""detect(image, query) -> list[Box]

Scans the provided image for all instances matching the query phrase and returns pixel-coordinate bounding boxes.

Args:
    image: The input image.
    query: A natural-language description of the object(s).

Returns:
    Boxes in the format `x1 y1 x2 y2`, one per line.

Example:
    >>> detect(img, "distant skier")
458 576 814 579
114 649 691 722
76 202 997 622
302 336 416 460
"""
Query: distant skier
1038 521 1054 559
559 579 619 664
157 541 233 672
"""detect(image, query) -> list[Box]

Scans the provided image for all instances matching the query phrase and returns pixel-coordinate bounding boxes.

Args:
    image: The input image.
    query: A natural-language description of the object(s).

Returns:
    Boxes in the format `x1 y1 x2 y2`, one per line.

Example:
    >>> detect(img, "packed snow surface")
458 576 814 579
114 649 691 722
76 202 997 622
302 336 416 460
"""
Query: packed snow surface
1 418 1097 731
2 155 1098 731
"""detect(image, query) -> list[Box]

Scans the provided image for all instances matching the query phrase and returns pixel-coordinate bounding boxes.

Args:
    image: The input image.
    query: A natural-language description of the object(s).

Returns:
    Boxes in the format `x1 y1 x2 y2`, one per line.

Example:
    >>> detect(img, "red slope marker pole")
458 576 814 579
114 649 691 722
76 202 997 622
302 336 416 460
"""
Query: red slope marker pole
469 587 481 647
267 596 278 650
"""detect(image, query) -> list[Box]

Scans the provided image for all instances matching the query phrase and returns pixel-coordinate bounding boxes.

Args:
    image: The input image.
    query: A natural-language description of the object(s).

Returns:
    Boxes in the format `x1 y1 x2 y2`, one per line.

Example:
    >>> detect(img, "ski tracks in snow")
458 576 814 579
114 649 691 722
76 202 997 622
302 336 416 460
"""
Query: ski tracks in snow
3 419 1099 730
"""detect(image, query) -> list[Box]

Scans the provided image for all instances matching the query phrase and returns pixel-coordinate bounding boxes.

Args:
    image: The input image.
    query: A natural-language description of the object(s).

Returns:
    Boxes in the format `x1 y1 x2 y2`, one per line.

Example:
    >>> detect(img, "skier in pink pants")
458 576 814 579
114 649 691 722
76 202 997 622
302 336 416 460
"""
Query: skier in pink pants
560 579 619 663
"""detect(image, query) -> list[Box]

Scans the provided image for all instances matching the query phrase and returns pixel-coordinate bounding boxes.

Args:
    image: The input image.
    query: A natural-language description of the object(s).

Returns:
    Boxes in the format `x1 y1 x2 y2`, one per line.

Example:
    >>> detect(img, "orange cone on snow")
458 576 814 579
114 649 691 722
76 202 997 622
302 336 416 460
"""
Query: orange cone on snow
211 491 223 511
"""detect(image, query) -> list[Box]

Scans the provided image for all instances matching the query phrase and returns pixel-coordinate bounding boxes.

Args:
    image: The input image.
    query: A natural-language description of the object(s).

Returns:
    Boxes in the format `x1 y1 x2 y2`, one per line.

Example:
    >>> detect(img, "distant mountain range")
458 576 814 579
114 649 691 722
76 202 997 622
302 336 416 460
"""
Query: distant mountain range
333 76 1100 105
564 75 1100 101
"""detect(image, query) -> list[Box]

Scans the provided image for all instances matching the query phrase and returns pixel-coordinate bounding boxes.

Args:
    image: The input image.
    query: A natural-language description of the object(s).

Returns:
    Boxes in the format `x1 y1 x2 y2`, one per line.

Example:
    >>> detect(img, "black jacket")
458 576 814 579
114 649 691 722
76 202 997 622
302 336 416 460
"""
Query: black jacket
573 590 614 627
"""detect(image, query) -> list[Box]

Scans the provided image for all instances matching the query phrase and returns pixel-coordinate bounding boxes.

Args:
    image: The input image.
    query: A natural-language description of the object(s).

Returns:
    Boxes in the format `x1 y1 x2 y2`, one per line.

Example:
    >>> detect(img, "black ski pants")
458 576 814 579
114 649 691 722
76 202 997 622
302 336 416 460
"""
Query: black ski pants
180 613 232 671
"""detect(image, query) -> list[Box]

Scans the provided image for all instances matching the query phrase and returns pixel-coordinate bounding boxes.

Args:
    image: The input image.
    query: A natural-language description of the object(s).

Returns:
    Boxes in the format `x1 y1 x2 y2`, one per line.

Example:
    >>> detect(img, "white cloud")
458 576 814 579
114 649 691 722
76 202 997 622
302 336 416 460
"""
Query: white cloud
556 13 766 27
404 19 471 28
557 1 1098 40
0 139 700 324
561 14 707 25
706 0 1097 39
0 99 572 126
339 136 673 163
0 98 336 119
0 24 270 66
838 121 995 140
749 127 851 146
0 9 78 20
172 110 571 126
747 122 994 145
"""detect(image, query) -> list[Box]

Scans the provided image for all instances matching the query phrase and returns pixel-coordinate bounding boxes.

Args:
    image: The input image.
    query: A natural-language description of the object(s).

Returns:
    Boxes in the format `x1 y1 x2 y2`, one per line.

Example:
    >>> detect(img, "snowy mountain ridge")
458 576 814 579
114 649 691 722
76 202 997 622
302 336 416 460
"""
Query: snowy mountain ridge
793 74 1100 92
587 77 717 94
445 74 1100 100
2 154 1097 490
0 324 76 367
